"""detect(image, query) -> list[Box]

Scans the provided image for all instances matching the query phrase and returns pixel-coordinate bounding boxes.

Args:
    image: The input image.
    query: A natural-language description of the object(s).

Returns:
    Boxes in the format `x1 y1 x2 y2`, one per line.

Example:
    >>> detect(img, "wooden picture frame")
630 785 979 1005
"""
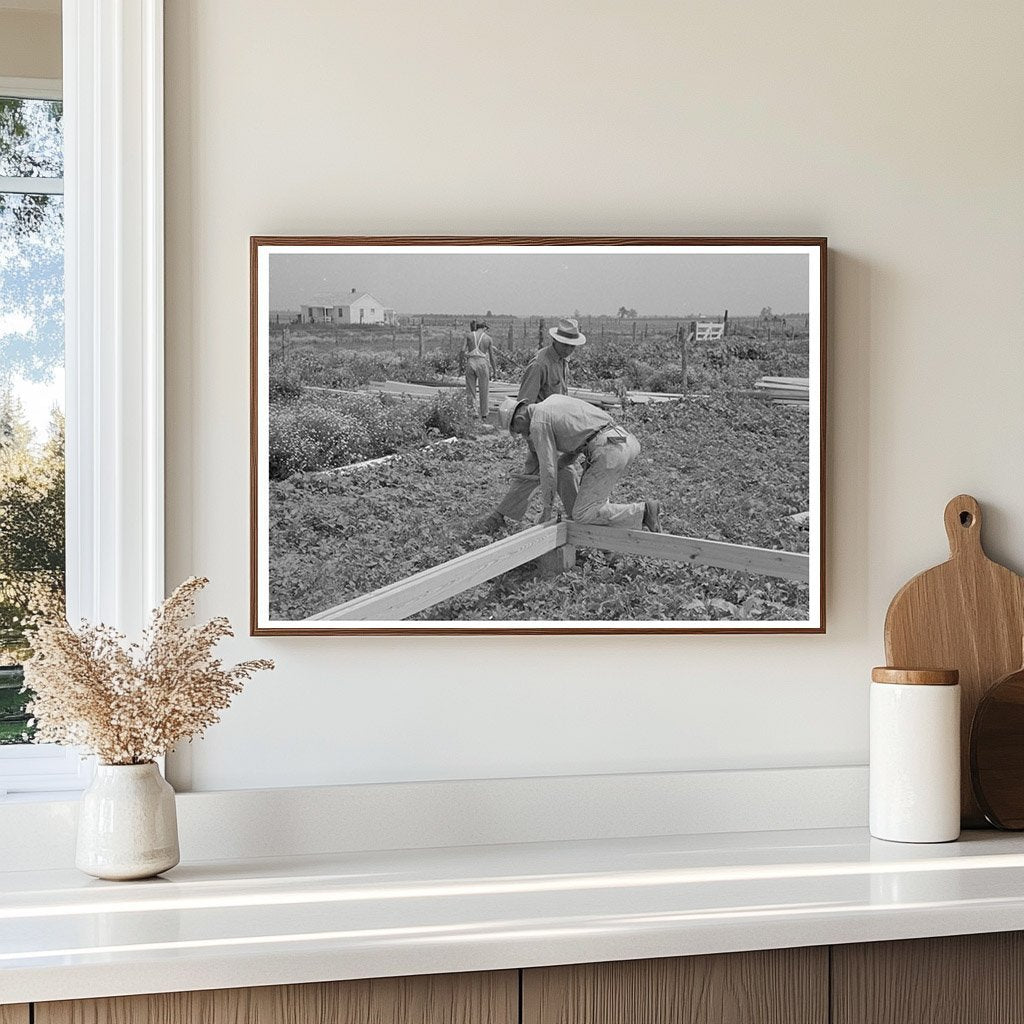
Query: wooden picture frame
251 236 826 635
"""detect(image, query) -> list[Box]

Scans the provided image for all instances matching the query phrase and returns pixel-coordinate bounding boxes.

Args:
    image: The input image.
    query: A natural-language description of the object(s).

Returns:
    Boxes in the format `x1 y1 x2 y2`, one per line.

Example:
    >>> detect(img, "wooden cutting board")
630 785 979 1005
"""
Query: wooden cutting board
884 494 1024 826
970 652 1024 829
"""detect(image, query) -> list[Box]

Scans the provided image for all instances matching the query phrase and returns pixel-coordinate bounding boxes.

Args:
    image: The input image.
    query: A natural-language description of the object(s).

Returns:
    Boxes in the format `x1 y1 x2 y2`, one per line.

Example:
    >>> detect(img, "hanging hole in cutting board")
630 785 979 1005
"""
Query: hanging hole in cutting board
960 511 974 527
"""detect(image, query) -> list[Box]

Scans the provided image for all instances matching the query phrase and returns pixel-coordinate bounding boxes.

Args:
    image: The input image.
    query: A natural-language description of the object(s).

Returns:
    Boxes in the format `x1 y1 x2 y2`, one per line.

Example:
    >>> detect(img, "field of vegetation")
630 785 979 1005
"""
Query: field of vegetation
267 315 811 623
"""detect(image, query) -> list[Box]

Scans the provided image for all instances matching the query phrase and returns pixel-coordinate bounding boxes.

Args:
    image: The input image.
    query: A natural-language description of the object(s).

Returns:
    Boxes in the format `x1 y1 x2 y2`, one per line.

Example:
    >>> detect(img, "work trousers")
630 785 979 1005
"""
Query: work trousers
572 431 645 529
496 447 580 521
465 356 490 419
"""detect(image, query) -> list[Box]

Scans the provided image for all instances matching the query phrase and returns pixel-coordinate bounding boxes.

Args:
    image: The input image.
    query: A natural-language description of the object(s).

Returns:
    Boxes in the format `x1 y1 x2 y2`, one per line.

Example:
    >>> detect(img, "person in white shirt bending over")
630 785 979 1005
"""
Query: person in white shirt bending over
463 320 497 421
498 394 663 531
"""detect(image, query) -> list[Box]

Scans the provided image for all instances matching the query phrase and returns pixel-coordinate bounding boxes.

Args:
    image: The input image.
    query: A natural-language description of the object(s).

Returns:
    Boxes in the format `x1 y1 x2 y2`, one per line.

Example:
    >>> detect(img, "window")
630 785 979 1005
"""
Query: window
0 89 64 741
0 81 83 795
1 7 166 798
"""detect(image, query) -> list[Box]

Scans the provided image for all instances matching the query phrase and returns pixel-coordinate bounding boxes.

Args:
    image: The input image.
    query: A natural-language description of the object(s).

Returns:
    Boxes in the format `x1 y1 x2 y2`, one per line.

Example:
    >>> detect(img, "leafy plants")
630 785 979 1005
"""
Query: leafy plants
268 397 809 622
269 391 471 479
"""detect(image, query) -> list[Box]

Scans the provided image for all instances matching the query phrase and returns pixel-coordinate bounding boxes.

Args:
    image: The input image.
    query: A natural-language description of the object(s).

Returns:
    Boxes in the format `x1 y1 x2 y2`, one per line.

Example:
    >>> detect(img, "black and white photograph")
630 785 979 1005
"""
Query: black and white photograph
251 238 825 634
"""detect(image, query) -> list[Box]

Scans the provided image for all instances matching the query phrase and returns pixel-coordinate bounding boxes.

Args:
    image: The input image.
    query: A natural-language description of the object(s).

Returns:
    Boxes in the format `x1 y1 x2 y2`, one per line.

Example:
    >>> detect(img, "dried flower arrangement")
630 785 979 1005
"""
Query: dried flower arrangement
23 577 273 765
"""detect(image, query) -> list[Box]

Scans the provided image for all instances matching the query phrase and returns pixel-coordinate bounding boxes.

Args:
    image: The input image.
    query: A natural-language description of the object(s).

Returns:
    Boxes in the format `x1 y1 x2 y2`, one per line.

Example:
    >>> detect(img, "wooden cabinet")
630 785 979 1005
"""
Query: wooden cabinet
34 971 517 1024
522 948 828 1024
14 933 1024 1024
832 932 1024 1024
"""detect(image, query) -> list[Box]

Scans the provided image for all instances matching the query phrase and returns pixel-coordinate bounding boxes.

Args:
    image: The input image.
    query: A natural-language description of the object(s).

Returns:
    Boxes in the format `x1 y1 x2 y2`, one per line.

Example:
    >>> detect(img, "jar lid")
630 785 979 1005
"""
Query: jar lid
871 667 959 686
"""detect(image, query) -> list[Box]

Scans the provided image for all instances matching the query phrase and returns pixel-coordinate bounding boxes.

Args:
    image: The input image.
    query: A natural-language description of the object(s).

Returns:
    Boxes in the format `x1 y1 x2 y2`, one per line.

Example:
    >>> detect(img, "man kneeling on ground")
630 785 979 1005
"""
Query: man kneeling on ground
498 394 663 531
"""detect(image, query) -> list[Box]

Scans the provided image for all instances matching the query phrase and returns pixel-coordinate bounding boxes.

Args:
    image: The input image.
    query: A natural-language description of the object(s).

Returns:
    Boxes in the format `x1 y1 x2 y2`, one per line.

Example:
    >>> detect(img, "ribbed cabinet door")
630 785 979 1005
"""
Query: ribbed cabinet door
522 949 828 1024
832 933 1024 1024
35 971 518 1024
0 1007 30 1024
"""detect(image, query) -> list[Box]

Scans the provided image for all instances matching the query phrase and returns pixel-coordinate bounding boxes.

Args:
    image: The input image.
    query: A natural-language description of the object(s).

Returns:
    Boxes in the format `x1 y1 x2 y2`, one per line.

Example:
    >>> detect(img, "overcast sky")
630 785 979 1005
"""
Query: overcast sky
269 250 810 317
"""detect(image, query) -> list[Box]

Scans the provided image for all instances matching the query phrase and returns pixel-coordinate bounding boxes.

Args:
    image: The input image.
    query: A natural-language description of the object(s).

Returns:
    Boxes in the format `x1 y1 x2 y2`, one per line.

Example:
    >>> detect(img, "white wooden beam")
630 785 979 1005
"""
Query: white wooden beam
64 0 164 635
0 175 64 195
308 522 567 622
567 524 809 583
0 76 62 100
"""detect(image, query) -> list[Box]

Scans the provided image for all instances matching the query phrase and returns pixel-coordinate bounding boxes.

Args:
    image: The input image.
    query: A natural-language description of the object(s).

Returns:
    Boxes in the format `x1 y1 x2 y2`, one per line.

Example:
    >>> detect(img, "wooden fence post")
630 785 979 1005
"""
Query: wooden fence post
642 322 648 342
632 320 637 343
507 323 514 352
536 543 577 576
282 326 290 371
418 321 424 358
684 321 695 385
538 317 545 349
723 309 729 336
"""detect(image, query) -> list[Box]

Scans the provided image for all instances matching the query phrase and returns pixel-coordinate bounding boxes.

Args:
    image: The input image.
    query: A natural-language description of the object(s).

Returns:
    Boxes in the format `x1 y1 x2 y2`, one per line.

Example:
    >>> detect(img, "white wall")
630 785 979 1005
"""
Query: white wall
163 0 1024 792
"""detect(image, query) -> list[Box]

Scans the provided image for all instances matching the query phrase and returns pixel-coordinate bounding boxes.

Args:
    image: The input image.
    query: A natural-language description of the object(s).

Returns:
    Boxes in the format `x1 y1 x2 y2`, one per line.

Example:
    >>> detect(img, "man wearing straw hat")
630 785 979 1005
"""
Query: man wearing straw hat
472 317 586 533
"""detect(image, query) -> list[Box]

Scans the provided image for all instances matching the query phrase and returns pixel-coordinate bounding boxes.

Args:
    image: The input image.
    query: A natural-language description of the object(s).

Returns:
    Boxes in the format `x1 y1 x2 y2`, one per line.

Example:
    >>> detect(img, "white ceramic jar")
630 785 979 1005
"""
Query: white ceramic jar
870 667 961 843
76 762 180 880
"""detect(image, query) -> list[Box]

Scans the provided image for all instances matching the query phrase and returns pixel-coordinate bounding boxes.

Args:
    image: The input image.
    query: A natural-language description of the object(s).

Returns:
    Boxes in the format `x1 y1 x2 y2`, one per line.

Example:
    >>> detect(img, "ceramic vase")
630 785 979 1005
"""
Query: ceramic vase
76 762 180 880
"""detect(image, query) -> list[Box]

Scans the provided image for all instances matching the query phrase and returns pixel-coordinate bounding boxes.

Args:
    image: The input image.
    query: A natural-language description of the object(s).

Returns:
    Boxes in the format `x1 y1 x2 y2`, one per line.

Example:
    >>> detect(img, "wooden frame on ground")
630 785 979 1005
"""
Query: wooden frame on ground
251 236 826 635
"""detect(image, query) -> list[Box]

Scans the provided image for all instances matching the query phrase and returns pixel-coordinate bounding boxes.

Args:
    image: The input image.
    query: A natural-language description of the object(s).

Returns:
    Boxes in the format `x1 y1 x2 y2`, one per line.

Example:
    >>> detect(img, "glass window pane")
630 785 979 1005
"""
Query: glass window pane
0 98 63 179
0 186 65 745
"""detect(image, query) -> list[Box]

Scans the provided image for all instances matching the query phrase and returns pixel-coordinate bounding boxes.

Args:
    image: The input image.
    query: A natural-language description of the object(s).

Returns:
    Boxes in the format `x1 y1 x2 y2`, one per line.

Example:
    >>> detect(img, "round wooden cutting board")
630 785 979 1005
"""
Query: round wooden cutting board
884 494 1024 827
971 658 1024 829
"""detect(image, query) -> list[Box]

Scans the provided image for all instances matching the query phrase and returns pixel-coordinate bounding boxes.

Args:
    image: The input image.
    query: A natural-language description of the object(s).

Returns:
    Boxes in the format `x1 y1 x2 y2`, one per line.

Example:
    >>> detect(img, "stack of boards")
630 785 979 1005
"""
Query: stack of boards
746 376 810 407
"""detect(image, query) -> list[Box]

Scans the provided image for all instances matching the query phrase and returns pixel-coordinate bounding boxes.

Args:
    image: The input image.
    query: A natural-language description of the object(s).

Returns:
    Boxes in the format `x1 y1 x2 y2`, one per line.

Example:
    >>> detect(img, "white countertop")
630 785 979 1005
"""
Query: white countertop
4 826 1024 1004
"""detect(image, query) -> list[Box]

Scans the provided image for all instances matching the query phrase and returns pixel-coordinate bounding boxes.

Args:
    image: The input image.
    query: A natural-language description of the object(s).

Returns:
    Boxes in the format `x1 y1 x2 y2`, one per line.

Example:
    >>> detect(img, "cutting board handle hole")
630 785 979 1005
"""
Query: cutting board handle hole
960 511 974 527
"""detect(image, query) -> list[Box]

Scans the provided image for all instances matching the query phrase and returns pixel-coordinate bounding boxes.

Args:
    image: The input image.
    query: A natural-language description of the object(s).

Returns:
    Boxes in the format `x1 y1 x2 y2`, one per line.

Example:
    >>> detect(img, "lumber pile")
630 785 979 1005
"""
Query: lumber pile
741 376 810 407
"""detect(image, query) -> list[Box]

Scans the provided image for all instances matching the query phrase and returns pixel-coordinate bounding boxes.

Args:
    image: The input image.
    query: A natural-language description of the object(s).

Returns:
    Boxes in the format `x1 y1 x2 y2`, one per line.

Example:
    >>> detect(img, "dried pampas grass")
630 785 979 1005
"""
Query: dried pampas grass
23 577 274 765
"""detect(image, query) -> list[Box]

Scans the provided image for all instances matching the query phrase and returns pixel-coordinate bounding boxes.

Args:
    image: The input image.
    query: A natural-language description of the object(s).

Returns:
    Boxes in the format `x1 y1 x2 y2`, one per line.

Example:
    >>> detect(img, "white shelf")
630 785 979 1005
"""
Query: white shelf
5 826 1024 1004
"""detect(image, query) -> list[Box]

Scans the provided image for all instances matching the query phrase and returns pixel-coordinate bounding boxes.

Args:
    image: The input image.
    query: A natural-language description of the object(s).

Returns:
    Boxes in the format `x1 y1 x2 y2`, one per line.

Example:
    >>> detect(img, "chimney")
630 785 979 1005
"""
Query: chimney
351 287 356 295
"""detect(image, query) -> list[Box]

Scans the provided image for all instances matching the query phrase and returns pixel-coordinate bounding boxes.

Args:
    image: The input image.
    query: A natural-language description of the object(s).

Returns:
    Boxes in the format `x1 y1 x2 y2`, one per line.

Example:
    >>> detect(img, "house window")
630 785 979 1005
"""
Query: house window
0 91 65 751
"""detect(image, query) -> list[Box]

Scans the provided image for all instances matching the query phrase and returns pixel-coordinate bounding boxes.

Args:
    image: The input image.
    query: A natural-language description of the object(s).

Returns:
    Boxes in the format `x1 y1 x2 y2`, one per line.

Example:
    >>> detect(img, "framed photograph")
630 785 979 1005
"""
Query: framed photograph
250 236 826 635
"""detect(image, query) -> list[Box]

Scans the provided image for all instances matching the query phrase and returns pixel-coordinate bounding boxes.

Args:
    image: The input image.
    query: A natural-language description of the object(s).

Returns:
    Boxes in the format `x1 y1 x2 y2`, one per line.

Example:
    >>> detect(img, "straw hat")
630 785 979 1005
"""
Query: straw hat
548 317 586 346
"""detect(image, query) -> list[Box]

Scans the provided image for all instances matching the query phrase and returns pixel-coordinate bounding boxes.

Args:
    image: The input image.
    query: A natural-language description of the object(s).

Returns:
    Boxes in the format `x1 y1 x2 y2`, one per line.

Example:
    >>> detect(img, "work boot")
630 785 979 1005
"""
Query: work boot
642 501 663 533
471 511 506 536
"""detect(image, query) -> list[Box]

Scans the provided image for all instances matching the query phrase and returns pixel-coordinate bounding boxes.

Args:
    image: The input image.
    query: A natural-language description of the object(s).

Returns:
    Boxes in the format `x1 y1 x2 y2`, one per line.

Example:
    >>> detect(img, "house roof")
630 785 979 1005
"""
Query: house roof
340 292 385 308
304 292 385 308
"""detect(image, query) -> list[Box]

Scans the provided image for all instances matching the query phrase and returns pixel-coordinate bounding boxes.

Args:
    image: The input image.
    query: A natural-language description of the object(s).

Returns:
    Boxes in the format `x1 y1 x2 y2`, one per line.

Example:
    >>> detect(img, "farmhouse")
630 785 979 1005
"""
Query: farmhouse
300 288 393 325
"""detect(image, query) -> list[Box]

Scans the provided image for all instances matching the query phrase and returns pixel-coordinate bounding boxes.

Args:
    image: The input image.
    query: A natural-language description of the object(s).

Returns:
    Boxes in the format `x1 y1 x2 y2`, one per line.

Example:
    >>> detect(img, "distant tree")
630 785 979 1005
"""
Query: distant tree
0 396 65 662
617 306 628 319
627 307 638 319
485 309 492 317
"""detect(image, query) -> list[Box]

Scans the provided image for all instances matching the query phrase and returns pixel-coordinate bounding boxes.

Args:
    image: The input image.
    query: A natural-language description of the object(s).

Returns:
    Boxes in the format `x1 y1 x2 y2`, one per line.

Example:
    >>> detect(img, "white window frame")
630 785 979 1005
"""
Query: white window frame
0 0 165 797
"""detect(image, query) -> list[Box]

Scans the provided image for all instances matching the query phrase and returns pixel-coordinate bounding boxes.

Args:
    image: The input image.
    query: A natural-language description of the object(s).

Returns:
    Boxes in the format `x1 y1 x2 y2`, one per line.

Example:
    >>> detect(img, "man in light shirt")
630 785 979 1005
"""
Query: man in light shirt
498 394 663 531
472 317 585 533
